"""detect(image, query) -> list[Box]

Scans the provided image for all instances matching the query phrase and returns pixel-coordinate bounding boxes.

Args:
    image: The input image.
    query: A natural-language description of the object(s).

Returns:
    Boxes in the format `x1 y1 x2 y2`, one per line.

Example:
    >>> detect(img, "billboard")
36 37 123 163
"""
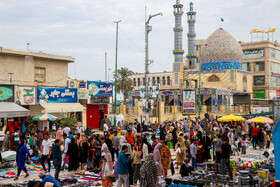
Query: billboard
254 90 265 99
182 90 196 115
0 85 14 102
16 86 36 105
37 87 78 103
88 81 113 96
88 96 112 104
78 88 89 100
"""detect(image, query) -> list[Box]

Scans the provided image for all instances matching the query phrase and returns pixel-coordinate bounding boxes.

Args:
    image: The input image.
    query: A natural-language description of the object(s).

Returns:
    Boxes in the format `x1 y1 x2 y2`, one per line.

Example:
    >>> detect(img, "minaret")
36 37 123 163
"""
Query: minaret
173 0 184 63
187 2 196 68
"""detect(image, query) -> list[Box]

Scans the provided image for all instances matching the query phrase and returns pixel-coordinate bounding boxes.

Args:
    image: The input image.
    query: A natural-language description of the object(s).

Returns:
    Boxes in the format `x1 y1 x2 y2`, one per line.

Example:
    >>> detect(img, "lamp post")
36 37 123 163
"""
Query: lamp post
114 20 121 127
144 11 162 123
198 45 202 118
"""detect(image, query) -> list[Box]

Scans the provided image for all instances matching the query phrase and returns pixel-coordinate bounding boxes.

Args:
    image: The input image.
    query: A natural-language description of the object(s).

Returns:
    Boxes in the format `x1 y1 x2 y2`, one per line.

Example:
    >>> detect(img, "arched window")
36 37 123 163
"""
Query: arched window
243 76 247 83
167 76 171 85
137 78 140 86
157 77 160 85
143 77 145 86
152 77 156 86
208 75 220 82
133 78 136 86
162 76 166 85
230 70 234 82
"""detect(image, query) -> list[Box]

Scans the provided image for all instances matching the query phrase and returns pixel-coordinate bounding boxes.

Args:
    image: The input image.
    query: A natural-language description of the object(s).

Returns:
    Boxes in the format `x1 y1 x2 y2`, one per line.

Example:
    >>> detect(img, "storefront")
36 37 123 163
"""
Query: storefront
87 81 113 129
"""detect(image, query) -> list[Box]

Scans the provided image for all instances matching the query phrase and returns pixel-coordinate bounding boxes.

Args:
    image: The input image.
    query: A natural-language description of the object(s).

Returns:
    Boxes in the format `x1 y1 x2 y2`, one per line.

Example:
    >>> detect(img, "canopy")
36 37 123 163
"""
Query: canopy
246 116 274 124
40 103 86 113
34 113 57 121
240 111 273 117
217 114 245 122
0 102 30 118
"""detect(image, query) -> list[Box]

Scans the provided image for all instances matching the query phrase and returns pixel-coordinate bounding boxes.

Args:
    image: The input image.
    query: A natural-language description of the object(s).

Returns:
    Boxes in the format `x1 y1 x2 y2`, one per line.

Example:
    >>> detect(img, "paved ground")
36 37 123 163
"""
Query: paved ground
2 144 273 186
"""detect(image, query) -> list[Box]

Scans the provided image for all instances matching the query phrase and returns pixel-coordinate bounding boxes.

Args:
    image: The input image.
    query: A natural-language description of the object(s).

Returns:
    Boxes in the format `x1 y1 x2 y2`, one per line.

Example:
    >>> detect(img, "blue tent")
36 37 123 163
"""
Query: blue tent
273 120 280 180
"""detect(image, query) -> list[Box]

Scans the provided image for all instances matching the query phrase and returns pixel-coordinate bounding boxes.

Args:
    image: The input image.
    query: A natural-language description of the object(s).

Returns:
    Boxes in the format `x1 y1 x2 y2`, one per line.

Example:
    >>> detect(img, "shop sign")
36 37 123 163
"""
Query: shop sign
78 81 86 88
78 89 89 100
161 91 173 96
139 86 145 98
182 90 196 115
37 87 78 103
253 90 265 99
254 76 265 85
0 84 14 102
270 90 276 99
17 86 36 105
243 48 264 59
88 96 112 104
88 81 113 96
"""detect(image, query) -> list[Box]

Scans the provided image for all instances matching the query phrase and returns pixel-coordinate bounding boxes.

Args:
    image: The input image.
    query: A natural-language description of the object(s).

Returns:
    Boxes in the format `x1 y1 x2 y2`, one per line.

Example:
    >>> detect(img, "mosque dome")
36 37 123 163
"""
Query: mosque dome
200 28 243 71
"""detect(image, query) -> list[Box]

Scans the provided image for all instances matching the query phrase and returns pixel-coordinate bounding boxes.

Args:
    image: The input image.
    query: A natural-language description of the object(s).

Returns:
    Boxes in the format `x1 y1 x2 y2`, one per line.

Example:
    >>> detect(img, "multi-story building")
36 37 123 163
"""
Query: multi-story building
240 40 280 110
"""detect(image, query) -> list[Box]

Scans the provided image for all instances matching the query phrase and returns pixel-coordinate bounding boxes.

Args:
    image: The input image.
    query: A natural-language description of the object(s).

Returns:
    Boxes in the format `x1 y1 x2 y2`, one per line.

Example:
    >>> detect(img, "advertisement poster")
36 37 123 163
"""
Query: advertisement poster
37 87 78 103
182 90 196 115
78 89 89 100
0 85 14 102
139 86 145 98
88 81 113 96
16 86 36 105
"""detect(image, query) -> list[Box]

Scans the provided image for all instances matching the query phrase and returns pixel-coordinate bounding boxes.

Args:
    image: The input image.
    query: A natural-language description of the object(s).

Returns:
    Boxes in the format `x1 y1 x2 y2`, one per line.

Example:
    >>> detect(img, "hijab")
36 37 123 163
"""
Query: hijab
140 153 158 187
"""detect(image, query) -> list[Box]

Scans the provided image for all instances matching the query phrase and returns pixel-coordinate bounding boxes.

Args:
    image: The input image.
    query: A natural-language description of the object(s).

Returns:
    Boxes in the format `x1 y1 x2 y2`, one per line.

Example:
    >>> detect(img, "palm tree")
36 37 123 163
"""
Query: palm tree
114 67 134 105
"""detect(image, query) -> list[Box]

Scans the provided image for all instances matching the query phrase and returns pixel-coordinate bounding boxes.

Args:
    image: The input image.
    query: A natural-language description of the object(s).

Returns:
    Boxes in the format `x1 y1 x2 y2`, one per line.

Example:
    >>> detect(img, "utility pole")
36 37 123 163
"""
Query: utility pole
114 20 121 127
198 46 202 118
145 8 162 123
105 52 107 81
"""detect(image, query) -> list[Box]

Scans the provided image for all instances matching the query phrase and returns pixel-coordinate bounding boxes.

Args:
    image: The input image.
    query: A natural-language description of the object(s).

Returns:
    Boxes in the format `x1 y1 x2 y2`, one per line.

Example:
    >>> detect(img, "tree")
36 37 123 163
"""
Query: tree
114 67 134 105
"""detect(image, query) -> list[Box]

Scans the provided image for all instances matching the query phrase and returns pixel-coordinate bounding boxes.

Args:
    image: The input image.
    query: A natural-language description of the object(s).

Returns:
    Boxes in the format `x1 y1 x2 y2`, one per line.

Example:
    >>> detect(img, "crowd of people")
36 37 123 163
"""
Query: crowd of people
0 114 276 187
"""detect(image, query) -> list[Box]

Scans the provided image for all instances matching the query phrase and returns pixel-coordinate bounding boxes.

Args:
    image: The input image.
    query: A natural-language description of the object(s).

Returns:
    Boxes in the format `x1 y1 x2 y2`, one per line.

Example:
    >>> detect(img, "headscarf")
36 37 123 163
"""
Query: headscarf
103 146 113 171
140 153 158 187
134 144 142 152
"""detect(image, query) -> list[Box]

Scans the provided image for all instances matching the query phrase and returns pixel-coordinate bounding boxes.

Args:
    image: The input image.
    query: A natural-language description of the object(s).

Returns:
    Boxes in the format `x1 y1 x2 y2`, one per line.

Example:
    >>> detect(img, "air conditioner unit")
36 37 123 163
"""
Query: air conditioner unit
67 80 77 88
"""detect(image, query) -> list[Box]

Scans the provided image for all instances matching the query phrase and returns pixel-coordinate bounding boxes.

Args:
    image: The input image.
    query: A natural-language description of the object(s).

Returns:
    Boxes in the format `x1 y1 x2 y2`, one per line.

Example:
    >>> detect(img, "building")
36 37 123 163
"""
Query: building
241 40 280 111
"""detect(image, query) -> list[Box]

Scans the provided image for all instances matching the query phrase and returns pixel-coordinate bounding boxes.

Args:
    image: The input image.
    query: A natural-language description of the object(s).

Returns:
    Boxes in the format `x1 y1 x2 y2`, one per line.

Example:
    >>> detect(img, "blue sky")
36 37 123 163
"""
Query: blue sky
0 0 279 82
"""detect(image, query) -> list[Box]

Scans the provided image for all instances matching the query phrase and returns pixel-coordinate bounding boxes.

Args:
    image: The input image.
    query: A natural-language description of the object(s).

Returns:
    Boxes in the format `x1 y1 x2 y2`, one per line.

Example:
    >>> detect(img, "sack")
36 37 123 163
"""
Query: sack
104 163 113 177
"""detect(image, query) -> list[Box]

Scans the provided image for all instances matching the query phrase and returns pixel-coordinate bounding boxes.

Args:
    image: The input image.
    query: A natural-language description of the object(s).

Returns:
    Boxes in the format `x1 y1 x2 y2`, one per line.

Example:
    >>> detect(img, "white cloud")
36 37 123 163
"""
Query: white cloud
0 0 280 81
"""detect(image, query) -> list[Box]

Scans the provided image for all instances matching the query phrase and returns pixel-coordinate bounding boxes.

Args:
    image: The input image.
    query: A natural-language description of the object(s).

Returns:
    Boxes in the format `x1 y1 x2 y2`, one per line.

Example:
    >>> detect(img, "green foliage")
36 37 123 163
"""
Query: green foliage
24 116 36 130
54 115 77 129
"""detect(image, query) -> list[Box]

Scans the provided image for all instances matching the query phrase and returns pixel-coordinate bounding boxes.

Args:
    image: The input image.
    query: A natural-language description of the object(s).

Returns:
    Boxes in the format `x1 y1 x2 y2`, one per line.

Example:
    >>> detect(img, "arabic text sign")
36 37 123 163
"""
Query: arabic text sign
18 86 36 105
182 90 196 115
88 81 113 96
250 28 276 34
37 87 78 103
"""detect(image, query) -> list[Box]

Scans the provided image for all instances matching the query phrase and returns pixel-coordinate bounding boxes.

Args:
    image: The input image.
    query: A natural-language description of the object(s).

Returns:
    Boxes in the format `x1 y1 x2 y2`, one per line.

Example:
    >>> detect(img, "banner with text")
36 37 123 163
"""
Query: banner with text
37 87 78 103
88 81 113 96
182 90 196 115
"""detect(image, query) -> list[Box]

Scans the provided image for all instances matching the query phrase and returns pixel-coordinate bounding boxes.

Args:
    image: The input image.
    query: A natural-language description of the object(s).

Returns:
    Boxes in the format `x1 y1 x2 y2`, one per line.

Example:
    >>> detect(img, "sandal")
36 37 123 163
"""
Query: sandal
14 177 19 180
24 173 30 178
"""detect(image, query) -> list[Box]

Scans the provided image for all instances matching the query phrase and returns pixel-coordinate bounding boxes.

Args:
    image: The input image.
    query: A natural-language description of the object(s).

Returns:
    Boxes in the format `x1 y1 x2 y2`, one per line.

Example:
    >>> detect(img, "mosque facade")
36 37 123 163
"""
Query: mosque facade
129 1 253 117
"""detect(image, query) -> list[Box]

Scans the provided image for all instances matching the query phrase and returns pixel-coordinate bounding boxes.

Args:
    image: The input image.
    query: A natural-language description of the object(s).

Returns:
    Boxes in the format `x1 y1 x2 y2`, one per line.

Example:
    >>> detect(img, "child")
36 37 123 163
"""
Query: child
266 133 271 148
241 135 246 155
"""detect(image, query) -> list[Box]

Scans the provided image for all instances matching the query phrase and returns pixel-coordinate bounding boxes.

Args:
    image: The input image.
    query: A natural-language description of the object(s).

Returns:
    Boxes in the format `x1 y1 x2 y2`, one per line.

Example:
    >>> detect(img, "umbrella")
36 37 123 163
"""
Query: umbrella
246 116 274 124
217 114 245 122
34 113 57 121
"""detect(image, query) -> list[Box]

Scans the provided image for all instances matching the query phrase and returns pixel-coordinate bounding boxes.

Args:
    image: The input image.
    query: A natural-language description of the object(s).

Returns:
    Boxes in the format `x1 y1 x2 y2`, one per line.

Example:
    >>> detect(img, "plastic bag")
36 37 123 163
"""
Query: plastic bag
104 163 113 177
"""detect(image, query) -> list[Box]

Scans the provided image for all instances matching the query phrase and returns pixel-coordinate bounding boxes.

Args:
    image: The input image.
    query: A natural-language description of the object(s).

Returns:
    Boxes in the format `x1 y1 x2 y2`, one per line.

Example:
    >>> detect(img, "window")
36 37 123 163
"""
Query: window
133 78 136 86
175 73 178 85
230 70 234 82
254 76 265 85
137 78 140 86
167 76 171 85
162 76 166 85
34 67 46 82
242 63 251 71
271 48 280 59
143 77 145 86
255 62 265 72
243 76 247 83
157 77 160 85
208 75 220 82
270 62 280 74
152 77 156 86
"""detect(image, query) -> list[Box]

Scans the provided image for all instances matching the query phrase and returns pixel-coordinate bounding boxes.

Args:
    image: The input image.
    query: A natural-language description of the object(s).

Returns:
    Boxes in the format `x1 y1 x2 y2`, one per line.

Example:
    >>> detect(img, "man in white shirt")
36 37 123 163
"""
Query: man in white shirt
14 129 20 150
100 137 107 158
61 133 71 170
62 125 71 136
0 126 5 151
103 123 108 136
41 133 52 173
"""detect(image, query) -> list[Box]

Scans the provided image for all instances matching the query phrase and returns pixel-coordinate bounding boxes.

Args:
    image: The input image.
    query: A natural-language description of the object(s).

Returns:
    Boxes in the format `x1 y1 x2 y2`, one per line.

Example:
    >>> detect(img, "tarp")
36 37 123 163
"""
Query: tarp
0 103 30 118
239 111 273 117
273 120 280 180
40 103 86 113
2 151 16 161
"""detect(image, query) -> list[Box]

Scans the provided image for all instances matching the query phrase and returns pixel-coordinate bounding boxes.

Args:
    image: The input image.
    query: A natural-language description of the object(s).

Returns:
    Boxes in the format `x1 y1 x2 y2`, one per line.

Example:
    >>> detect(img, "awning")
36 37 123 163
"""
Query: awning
239 111 273 117
0 102 30 118
40 103 86 113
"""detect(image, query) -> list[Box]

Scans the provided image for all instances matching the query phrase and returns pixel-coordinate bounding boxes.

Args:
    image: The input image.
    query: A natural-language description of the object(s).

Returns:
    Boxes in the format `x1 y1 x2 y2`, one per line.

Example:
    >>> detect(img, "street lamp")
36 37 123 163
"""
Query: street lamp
114 20 121 127
144 11 162 123
198 43 207 118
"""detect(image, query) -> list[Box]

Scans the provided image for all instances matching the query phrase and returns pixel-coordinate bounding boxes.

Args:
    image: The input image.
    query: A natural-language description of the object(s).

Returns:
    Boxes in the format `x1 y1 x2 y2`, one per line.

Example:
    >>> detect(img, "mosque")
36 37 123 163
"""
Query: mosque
129 1 253 117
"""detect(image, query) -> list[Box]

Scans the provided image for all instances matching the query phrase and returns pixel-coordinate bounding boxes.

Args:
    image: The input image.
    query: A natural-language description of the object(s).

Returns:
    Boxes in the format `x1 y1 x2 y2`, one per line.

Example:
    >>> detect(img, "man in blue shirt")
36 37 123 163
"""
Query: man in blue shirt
117 145 131 187
39 172 61 187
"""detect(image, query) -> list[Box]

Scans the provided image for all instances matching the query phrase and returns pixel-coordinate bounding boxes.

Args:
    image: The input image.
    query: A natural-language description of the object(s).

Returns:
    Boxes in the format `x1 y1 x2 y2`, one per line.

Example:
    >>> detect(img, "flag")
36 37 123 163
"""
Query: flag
221 18 224 22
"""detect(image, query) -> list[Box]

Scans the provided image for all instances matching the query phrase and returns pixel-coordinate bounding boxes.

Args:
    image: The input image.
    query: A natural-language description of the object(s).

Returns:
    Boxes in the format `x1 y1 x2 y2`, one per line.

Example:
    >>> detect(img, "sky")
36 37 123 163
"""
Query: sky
0 0 279 82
